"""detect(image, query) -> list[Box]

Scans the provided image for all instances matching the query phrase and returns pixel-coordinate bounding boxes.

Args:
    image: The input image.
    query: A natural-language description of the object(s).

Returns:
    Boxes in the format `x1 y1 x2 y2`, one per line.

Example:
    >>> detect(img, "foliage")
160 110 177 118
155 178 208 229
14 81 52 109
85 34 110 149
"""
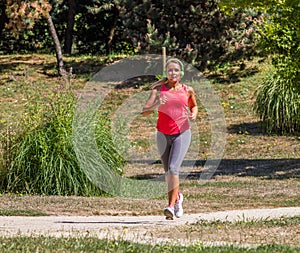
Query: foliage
5 0 52 33
0 1 259 69
0 74 125 196
254 70 300 133
255 4 300 133
122 0 260 70
257 4 299 80
219 0 299 12
74 0 127 55
220 0 300 133
0 20 54 54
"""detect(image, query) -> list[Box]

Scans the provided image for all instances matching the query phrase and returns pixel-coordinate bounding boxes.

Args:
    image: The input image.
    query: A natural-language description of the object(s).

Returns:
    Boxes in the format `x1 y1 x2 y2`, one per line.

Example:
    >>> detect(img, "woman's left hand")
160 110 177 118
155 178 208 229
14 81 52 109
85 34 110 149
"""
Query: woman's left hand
189 112 197 121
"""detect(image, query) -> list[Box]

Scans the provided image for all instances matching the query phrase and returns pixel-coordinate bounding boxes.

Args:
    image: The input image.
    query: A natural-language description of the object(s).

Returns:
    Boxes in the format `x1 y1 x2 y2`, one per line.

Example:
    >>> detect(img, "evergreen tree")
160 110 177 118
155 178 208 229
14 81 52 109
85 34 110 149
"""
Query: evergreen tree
121 0 259 70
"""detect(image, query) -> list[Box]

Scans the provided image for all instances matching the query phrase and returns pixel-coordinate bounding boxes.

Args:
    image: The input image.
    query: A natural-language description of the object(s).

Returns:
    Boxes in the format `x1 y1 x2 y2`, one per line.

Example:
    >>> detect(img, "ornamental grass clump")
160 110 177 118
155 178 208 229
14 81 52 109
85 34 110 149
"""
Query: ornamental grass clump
0 76 125 196
254 70 300 134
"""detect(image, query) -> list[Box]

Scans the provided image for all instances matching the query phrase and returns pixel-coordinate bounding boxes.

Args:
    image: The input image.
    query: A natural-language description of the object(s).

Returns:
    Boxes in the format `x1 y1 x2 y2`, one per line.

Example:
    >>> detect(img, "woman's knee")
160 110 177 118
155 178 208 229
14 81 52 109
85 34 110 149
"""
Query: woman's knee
167 167 180 176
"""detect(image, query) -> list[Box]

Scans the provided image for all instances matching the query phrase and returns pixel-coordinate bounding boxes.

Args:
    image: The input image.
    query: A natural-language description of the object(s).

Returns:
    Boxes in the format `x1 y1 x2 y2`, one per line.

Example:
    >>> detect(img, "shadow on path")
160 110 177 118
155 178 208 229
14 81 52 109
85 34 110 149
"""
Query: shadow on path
128 158 300 180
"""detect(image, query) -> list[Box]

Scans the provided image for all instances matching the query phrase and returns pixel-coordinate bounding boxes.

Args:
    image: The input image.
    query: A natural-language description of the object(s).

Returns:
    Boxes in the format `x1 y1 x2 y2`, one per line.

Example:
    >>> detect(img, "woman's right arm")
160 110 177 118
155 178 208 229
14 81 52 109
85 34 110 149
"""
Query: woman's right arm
141 88 160 116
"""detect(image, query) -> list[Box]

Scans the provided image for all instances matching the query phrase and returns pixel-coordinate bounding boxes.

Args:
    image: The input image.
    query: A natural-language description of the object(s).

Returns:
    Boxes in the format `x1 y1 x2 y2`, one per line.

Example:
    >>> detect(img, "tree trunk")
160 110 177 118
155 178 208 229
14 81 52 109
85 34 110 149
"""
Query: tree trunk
46 13 66 76
0 2 8 38
64 0 76 55
106 5 119 55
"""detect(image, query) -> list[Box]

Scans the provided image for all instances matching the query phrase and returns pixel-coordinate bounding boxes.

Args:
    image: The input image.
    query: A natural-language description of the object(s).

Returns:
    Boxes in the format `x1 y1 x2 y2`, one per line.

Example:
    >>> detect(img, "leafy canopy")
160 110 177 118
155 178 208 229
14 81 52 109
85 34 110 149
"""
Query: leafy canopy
219 0 299 13
5 0 52 33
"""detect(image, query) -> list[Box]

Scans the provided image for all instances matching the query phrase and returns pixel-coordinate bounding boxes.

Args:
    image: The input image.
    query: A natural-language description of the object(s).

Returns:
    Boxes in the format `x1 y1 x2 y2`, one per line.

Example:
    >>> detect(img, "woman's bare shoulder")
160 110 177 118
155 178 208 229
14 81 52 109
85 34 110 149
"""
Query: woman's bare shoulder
184 84 195 94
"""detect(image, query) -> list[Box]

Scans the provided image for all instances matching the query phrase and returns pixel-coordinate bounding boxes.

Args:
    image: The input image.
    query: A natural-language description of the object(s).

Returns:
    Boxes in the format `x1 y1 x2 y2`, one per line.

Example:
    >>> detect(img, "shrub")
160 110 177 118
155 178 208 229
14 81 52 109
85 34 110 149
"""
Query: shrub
254 69 300 134
0 76 125 196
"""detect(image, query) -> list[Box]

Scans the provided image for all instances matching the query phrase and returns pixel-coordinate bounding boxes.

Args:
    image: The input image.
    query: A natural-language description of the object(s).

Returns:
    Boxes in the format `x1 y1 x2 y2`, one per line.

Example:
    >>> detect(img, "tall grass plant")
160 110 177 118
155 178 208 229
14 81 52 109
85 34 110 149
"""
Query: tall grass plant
0 73 125 196
254 69 300 134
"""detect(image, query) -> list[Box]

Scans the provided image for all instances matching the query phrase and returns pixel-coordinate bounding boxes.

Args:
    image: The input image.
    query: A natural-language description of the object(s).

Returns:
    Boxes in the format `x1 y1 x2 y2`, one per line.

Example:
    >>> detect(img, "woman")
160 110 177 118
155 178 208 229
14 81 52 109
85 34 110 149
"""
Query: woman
142 58 198 220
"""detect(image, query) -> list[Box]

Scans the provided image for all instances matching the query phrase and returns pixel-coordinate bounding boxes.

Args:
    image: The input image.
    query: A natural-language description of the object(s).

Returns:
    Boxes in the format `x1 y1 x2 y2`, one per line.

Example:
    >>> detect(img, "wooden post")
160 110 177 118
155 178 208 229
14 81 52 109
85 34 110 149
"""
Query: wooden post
162 47 166 76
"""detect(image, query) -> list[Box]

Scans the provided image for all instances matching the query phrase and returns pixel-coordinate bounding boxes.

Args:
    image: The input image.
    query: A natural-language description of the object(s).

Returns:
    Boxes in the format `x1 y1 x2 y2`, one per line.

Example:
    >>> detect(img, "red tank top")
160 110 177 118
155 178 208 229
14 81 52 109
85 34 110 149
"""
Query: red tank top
157 83 190 135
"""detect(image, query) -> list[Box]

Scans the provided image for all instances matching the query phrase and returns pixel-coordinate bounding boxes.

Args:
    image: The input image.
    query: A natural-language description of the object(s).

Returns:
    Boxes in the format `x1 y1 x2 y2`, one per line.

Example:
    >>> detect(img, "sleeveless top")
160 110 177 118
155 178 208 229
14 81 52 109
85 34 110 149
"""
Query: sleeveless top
157 83 190 135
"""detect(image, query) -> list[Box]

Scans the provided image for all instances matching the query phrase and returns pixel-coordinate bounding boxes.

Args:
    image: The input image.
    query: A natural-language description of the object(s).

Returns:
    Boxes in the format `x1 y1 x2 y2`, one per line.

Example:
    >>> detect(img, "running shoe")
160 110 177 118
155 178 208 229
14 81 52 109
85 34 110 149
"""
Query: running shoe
163 206 174 220
174 192 184 218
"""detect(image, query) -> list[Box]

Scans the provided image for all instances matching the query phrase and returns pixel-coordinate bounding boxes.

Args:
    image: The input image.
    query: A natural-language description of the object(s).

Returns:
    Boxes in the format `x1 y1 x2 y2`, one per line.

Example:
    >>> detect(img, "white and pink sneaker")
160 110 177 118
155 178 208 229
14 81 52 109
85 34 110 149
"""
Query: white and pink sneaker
174 192 184 218
163 206 174 220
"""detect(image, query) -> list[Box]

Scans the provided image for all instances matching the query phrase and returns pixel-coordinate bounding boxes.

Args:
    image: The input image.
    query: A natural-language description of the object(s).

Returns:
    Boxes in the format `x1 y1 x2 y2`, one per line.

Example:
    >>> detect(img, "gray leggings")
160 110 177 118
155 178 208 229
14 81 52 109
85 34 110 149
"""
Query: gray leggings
156 129 191 175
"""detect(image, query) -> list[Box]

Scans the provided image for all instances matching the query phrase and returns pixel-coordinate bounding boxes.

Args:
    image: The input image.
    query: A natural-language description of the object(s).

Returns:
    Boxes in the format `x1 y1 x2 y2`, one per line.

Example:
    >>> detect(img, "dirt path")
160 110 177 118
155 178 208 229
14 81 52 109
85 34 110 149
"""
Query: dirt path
1 207 300 247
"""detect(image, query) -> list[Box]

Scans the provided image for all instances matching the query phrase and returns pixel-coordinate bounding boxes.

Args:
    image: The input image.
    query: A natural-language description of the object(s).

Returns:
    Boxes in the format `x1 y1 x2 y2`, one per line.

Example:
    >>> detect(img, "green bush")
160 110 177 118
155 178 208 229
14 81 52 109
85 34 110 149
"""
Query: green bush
0 77 125 196
220 0 300 134
254 70 300 134
123 1 259 70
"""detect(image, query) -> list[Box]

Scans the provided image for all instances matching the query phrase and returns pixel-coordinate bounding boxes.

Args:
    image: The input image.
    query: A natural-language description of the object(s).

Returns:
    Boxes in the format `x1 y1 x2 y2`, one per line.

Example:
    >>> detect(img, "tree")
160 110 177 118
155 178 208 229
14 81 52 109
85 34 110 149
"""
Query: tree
74 0 124 55
0 2 8 38
46 11 66 76
220 0 300 133
121 0 259 70
5 0 67 76
64 0 77 55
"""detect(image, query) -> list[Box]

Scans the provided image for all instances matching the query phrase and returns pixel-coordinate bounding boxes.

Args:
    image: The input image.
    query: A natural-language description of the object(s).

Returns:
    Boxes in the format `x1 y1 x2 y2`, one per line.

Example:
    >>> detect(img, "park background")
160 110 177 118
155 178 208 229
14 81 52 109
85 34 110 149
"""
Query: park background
0 1 299 252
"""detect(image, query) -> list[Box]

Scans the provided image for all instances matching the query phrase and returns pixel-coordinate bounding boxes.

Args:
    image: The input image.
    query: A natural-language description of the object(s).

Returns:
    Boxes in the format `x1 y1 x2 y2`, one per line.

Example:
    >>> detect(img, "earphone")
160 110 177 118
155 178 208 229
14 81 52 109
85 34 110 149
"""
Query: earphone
163 58 185 78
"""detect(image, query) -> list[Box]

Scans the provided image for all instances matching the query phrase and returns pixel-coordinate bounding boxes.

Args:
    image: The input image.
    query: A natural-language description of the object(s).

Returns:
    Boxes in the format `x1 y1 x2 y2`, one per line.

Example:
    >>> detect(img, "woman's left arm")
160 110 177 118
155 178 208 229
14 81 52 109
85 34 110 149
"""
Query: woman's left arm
187 86 198 121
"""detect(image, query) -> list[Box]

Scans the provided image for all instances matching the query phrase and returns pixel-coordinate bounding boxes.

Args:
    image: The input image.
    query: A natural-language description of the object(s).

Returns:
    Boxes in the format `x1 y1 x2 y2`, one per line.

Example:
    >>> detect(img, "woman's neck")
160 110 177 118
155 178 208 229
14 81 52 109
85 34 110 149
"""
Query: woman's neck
166 80 182 91
168 79 180 87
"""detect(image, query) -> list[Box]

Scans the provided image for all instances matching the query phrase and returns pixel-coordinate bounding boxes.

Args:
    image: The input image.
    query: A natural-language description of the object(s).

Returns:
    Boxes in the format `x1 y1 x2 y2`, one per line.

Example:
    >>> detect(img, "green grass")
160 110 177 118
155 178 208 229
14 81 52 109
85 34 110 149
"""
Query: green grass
0 236 299 252
188 216 300 228
176 216 300 248
0 209 46 216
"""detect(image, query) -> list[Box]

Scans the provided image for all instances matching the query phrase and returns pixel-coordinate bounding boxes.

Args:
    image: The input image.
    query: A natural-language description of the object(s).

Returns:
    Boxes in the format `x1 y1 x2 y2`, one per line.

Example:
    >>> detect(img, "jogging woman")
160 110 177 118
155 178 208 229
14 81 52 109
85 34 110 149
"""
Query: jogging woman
142 58 198 220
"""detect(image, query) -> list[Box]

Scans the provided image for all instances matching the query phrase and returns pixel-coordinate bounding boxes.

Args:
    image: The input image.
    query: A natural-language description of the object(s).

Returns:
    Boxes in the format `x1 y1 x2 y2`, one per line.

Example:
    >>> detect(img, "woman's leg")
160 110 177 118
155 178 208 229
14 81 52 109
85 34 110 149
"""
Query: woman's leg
165 172 179 207
167 129 191 207
168 129 191 175
157 130 191 208
157 131 176 208
156 131 171 173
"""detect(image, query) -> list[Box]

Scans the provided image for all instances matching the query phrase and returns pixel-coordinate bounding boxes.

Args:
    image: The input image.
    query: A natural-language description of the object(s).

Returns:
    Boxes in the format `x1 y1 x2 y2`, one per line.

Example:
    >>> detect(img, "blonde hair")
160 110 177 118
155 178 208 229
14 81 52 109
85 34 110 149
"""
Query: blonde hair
149 77 168 89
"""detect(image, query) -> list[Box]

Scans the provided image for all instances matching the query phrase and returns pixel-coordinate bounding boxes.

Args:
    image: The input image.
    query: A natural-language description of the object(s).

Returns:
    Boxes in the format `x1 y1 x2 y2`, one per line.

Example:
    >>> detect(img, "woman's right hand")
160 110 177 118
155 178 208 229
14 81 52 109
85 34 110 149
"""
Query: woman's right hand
159 95 168 105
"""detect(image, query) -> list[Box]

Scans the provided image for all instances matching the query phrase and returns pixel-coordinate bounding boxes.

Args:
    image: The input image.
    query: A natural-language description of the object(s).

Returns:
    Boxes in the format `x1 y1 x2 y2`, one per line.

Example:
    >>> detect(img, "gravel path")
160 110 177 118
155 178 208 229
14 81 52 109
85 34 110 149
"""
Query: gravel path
1 207 299 247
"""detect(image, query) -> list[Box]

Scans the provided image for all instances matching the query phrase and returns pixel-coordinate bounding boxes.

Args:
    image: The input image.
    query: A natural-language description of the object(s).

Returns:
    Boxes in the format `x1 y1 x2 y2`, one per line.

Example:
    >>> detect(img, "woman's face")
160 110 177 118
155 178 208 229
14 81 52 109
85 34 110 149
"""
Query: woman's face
166 62 181 82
